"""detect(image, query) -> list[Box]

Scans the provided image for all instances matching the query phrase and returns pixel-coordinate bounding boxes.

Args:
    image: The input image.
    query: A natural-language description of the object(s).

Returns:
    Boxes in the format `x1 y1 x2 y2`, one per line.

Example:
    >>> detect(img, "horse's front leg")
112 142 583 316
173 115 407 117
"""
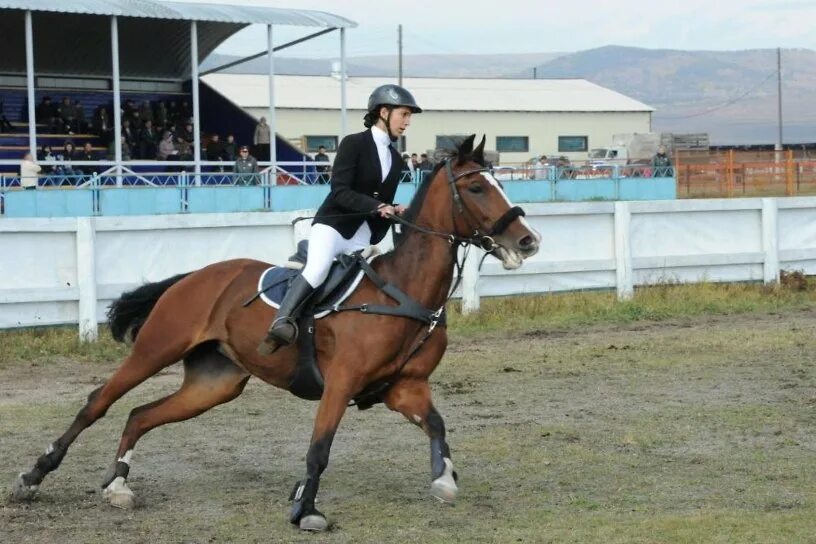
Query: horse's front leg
289 376 354 532
383 378 459 503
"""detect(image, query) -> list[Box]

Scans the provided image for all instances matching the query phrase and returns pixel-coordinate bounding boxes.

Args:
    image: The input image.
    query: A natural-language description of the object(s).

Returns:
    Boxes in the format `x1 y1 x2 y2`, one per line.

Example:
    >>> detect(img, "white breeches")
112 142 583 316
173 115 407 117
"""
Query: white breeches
301 222 373 288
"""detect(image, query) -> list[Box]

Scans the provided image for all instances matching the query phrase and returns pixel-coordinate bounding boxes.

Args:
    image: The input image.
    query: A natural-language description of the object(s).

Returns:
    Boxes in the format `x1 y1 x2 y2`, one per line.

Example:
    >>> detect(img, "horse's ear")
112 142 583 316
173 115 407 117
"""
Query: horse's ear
457 134 476 164
473 135 486 164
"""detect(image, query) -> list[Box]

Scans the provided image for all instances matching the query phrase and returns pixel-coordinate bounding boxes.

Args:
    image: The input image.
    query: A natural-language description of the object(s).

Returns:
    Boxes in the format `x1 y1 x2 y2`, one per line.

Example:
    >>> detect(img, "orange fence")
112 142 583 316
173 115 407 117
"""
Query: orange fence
675 150 816 198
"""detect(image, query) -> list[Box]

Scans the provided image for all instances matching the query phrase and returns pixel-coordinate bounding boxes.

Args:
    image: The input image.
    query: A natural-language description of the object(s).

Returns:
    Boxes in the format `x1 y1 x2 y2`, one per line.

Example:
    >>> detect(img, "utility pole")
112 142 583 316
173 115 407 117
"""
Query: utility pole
776 47 783 152
398 24 403 87
397 24 404 152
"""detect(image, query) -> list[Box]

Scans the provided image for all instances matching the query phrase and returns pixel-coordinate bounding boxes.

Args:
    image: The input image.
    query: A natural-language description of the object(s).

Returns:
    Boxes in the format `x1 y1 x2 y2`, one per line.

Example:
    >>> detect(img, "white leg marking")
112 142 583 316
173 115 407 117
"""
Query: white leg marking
430 457 458 503
119 449 133 464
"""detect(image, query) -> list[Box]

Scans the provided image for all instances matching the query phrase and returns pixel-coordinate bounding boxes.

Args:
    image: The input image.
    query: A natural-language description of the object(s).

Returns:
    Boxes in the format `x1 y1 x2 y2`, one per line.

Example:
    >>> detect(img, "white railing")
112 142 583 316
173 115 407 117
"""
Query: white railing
2 196 815 340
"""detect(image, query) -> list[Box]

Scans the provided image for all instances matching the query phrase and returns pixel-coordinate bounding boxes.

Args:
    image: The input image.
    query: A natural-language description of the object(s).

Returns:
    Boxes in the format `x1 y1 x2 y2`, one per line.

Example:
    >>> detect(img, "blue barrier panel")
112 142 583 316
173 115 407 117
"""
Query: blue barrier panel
395 184 418 204
100 188 183 215
555 179 617 201
269 185 329 212
3 189 94 217
618 177 676 200
188 186 265 213
504 181 554 203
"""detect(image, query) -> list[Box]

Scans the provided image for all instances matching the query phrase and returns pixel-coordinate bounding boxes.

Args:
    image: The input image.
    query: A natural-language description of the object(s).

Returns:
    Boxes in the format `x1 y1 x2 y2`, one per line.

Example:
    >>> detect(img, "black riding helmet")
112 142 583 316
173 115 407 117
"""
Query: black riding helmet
364 84 422 140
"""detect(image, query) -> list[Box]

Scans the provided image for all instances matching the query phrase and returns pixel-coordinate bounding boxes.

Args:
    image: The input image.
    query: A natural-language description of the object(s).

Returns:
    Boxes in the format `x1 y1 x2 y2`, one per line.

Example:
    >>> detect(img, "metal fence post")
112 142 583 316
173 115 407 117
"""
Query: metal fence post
76 217 98 341
614 201 633 300
762 198 780 284
461 247 481 314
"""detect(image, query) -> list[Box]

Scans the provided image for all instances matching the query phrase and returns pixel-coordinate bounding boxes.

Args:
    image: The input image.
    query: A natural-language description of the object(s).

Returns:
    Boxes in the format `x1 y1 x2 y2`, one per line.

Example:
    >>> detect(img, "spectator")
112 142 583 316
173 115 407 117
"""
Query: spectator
36 96 59 132
234 145 259 185
206 133 224 162
402 152 415 182
176 135 192 162
121 119 137 156
106 133 131 161
222 134 237 162
253 116 270 161
652 146 674 177
314 145 330 183
179 121 195 147
38 144 57 173
74 100 88 133
76 142 97 176
58 96 77 134
418 153 433 172
154 101 168 130
58 141 79 180
139 119 159 160
20 152 41 190
0 100 13 132
92 106 112 143
139 100 154 125
157 130 178 161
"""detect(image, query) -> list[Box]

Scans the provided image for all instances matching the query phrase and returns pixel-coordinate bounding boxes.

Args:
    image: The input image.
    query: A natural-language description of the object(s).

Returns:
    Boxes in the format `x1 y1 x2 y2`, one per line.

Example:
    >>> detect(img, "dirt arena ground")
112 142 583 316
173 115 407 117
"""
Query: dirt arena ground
2 309 816 543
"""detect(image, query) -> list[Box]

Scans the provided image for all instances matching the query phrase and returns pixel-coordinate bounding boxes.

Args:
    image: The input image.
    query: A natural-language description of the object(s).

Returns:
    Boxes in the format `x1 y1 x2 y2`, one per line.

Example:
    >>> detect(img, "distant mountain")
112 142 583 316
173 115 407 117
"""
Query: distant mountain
202 46 816 144
526 46 816 145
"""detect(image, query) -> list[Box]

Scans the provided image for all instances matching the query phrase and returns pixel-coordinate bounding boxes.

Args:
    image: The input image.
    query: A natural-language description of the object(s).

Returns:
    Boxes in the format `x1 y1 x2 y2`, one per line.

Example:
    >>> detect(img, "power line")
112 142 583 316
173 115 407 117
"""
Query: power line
653 69 779 120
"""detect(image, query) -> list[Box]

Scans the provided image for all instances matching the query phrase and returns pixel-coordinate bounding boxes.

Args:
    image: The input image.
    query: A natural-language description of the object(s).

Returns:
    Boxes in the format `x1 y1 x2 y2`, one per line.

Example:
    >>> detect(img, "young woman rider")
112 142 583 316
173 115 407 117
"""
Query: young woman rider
259 84 422 354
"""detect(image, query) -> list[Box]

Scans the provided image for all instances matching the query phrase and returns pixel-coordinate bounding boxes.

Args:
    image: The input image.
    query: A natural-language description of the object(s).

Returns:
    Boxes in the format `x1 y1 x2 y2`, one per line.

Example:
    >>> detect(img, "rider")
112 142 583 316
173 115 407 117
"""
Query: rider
259 84 422 354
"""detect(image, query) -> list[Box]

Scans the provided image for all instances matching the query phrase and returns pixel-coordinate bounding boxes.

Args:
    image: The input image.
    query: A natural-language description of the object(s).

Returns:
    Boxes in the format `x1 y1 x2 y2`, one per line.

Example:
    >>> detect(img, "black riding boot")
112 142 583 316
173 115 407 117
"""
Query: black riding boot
258 275 314 355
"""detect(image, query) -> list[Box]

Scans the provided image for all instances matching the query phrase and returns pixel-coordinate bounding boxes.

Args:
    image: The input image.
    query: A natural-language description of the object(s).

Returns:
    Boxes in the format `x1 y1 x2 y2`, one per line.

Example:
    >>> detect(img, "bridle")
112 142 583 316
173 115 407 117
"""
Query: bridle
389 158 526 253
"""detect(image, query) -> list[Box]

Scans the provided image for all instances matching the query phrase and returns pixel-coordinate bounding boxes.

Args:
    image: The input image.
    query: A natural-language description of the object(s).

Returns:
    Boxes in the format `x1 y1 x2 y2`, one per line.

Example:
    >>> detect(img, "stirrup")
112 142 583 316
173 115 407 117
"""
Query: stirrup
257 318 298 356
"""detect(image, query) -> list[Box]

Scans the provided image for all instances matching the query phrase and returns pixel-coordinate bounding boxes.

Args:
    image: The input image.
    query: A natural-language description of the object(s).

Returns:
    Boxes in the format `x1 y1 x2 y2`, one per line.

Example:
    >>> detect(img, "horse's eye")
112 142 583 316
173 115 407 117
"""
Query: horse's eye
468 182 483 194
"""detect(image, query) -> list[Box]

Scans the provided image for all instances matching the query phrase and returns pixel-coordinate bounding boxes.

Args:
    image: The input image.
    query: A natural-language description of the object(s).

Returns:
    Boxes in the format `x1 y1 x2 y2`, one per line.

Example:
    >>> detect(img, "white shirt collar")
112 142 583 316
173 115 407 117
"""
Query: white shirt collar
371 125 391 148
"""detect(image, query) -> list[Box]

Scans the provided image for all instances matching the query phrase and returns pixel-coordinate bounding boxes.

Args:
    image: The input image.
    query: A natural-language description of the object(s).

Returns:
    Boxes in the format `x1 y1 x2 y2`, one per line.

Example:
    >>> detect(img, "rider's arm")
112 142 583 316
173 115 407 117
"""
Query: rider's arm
327 135 382 213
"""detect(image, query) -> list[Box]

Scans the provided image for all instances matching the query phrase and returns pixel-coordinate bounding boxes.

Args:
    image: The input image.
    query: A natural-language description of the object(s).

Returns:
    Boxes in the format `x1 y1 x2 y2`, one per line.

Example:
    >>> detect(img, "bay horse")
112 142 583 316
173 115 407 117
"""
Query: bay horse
10 135 540 531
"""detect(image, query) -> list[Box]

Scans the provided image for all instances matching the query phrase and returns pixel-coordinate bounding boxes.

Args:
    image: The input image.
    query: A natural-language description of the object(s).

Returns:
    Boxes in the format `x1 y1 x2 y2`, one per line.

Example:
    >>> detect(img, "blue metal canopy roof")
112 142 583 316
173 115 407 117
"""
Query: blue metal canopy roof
0 1 355 79
0 0 356 28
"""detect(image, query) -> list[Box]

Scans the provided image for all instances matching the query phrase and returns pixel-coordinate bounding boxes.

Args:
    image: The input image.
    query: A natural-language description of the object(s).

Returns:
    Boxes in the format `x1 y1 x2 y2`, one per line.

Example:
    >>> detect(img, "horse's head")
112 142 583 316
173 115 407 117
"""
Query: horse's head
425 134 541 269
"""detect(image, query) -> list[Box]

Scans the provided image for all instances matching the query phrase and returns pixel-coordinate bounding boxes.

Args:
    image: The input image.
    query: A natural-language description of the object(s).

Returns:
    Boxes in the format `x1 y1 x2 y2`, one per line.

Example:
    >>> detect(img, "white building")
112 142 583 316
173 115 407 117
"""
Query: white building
202 73 654 165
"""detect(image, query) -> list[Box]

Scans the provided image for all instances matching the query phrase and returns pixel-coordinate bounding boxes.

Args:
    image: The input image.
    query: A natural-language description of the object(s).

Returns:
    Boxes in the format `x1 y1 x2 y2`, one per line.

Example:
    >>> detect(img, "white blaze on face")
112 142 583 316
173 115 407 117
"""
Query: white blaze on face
482 172 539 241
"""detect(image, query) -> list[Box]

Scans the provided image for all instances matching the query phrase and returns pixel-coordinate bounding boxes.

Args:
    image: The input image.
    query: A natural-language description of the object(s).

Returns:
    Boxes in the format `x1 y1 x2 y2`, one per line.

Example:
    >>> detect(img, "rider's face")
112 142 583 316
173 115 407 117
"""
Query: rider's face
382 106 412 136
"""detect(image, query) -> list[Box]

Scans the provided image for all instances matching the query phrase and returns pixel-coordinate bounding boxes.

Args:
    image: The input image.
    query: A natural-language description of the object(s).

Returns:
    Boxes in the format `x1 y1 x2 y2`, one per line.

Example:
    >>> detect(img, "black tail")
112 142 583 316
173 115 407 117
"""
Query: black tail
107 273 192 343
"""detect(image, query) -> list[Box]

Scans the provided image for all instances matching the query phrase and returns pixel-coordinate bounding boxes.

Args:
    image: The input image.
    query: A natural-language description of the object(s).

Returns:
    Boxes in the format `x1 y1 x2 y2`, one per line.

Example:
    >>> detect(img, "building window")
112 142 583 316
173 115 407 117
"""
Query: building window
496 136 529 153
305 135 338 152
436 135 467 150
558 136 588 152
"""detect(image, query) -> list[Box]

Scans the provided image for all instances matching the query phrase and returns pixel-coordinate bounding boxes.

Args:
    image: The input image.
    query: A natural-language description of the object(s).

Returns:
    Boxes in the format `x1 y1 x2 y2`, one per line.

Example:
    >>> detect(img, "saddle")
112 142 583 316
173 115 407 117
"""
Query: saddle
245 241 445 407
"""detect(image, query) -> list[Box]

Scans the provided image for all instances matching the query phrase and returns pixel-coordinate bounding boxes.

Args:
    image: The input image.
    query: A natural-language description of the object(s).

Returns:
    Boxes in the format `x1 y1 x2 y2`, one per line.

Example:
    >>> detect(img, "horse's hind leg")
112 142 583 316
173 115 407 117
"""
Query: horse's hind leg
101 343 249 509
383 378 459 503
11 321 195 502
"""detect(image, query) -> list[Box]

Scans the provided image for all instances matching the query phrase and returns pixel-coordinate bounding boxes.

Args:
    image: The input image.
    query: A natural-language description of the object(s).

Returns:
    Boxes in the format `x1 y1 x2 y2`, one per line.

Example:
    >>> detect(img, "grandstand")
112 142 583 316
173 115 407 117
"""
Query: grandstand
0 1 356 181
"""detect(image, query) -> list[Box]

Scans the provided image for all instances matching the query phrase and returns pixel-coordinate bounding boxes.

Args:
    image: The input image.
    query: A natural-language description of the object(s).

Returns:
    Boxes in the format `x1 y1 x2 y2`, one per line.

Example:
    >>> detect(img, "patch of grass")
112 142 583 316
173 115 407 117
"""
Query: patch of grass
0 326 127 367
448 279 816 334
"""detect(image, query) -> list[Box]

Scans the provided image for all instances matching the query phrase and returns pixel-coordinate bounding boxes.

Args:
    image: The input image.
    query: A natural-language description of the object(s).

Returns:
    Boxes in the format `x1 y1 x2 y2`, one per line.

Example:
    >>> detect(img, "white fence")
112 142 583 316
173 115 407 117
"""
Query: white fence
2 197 816 340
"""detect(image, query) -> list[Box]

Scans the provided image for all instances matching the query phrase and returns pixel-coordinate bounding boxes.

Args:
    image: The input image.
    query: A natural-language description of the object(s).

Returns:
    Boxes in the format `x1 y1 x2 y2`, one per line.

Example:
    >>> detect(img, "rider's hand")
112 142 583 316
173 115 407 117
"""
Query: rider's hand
377 204 396 218
394 204 407 215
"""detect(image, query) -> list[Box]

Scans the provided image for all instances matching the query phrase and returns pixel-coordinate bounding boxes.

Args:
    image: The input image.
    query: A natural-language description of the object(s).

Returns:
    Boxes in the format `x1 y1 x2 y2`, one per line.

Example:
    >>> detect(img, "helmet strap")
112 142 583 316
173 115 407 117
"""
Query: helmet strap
378 108 398 142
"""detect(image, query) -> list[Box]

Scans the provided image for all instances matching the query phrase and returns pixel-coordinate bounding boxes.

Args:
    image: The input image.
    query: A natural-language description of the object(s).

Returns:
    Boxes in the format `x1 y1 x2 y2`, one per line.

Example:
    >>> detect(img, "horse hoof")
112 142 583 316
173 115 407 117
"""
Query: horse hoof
10 473 39 502
431 457 458 503
430 477 458 503
299 514 328 532
103 477 135 510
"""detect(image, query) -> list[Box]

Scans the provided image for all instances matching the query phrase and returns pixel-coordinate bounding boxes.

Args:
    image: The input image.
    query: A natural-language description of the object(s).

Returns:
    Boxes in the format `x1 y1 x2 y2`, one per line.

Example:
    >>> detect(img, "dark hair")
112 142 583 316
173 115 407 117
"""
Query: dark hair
363 105 391 129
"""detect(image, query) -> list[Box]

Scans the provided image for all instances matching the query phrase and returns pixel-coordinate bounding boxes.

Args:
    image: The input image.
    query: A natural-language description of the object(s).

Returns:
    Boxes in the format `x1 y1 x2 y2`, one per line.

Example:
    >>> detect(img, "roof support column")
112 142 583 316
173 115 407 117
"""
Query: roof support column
267 24 276 181
340 27 347 139
110 15 122 185
190 20 201 185
24 10 36 158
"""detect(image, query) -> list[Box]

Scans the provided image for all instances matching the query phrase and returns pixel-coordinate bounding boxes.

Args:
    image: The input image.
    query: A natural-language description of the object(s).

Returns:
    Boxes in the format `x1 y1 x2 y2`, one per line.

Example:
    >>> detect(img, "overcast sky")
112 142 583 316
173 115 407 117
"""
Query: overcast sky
174 0 816 58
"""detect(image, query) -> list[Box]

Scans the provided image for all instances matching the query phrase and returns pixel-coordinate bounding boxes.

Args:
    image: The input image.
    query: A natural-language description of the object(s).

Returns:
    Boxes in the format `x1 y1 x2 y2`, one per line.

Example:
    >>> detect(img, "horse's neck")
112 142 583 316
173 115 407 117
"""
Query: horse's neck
379 229 456 310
